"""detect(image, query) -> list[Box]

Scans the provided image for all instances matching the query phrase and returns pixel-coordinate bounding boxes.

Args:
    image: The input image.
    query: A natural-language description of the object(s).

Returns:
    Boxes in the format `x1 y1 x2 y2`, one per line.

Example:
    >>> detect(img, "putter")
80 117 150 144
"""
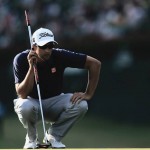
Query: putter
25 10 49 149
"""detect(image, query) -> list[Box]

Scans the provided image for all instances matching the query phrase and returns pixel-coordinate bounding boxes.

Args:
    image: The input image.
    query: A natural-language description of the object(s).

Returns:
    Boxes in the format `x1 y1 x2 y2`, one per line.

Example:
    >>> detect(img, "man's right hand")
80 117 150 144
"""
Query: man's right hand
27 50 38 68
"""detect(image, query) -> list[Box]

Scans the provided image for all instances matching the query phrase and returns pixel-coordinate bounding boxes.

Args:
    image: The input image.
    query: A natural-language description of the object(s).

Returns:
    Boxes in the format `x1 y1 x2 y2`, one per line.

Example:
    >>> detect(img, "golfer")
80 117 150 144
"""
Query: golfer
13 27 101 149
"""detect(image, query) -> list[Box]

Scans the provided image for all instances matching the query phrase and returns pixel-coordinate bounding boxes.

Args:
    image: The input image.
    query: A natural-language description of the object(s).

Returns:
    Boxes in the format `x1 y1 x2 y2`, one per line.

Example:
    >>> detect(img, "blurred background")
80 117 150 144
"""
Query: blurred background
1 0 150 148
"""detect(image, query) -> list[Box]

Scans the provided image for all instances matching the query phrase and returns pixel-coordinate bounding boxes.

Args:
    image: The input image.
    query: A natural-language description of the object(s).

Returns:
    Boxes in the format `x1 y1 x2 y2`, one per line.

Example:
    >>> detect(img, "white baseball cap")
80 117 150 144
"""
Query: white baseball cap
32 27 58 46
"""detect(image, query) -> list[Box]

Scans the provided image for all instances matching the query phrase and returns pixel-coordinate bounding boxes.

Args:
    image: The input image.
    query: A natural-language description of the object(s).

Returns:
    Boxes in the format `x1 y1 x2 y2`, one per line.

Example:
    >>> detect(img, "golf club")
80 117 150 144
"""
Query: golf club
24 10 49 148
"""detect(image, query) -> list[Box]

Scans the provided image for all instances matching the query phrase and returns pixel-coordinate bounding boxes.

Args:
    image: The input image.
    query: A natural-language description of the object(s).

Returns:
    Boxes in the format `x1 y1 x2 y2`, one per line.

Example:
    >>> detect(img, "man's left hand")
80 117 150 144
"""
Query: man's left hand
71 92 91 104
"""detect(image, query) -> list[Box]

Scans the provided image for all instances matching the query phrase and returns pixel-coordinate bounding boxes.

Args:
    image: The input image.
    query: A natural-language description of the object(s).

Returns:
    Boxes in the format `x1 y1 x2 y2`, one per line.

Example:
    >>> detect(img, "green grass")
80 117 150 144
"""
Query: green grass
1 114 150 148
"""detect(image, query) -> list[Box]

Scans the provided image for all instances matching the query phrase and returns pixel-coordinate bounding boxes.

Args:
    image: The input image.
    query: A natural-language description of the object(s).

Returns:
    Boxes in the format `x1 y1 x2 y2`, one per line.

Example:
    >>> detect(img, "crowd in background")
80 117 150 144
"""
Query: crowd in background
0 0 150 49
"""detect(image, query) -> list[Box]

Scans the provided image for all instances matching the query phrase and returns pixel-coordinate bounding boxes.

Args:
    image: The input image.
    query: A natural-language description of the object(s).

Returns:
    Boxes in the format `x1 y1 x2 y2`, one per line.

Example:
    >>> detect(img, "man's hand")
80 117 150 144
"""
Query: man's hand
27 50 38 68
71 92 91 104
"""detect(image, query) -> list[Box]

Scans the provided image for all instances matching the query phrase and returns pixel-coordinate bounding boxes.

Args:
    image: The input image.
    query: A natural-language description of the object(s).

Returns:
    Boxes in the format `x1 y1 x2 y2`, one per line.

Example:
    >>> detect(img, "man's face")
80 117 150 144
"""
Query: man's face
35 42 54 61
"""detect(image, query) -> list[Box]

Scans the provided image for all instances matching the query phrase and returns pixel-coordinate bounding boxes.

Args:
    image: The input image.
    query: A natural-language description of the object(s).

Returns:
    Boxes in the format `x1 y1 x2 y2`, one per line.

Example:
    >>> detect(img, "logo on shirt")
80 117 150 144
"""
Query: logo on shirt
51 67 56 73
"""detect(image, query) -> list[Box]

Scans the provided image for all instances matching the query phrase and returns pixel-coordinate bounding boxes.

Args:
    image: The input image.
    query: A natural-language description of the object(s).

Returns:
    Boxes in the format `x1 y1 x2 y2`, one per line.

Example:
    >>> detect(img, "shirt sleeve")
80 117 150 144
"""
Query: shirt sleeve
13 52 28 84
55 49 87 68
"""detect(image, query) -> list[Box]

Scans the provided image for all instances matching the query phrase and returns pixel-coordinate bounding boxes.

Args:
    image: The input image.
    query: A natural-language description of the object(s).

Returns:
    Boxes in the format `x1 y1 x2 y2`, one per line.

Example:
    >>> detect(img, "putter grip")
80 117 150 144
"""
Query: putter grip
25 10 30 26
33 63 39 84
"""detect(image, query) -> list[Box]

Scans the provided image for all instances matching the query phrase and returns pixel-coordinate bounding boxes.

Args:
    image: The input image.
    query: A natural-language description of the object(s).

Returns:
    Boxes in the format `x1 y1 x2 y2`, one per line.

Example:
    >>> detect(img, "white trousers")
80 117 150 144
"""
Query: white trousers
14 93 88 141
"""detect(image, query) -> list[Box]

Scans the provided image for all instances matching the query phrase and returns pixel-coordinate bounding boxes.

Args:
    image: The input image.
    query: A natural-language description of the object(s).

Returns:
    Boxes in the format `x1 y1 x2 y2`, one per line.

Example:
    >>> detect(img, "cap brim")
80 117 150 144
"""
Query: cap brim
38 40 58 46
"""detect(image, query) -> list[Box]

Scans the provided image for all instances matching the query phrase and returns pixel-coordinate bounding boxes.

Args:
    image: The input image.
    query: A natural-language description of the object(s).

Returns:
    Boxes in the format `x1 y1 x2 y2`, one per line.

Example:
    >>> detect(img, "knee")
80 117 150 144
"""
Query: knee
18 100 37 117
23 105 36 115
78 101 88 114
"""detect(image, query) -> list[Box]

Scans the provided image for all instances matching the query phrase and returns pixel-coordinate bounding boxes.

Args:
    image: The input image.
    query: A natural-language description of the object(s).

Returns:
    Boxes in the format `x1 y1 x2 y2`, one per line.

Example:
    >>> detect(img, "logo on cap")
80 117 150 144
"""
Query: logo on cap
39 32 53 39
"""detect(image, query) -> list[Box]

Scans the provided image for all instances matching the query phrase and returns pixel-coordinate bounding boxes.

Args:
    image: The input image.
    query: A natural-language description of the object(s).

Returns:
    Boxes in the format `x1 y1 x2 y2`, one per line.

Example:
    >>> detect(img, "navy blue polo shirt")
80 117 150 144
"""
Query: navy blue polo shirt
13 48 87 99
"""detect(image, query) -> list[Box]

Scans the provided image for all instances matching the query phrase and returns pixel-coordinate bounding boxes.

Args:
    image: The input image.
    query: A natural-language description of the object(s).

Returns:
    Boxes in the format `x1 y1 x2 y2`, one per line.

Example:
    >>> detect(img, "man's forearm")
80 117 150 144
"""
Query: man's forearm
85 58 101 99
16 68 35 98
